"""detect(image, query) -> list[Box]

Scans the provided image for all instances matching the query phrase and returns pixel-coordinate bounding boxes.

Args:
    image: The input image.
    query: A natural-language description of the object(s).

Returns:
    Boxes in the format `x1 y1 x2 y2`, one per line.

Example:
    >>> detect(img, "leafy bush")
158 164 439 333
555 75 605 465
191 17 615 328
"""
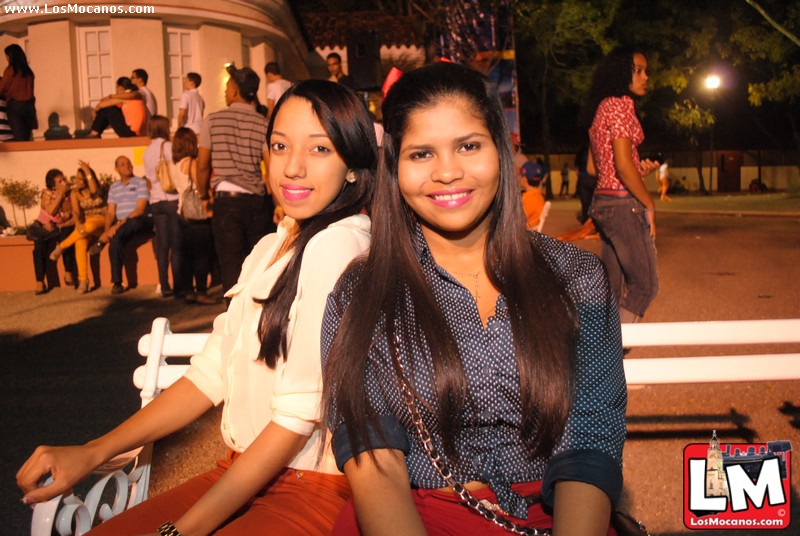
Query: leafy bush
0 177 39 227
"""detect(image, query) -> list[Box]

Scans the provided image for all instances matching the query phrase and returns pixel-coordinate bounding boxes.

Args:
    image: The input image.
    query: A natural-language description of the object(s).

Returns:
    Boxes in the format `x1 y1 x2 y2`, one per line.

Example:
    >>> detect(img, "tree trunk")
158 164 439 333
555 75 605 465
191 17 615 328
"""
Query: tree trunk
788 110 800 193
694 144 708 194
539 62 554 199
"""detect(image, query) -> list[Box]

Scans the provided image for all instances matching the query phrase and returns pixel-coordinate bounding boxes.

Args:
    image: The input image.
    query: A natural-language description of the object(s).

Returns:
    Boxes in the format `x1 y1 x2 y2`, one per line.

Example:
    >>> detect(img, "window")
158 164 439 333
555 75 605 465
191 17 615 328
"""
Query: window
166 28 196 121
77 27 113 128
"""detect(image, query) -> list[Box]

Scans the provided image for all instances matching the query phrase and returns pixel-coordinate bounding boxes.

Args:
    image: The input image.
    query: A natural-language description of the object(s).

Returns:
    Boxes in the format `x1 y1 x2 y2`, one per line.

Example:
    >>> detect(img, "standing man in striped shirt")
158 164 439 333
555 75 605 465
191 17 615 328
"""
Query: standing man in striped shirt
196 67 276 293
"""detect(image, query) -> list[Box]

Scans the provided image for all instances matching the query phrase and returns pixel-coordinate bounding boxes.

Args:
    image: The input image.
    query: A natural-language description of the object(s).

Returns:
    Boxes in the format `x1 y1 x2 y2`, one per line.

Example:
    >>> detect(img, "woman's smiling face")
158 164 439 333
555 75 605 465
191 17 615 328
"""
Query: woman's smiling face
397 96 500 242
268 96 349 223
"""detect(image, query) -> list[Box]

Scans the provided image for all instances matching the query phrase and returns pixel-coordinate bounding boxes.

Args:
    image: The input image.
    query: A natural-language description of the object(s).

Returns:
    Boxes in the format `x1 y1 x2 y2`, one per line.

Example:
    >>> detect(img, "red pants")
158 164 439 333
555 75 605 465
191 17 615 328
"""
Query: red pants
331 481 617 535
88 452 351 535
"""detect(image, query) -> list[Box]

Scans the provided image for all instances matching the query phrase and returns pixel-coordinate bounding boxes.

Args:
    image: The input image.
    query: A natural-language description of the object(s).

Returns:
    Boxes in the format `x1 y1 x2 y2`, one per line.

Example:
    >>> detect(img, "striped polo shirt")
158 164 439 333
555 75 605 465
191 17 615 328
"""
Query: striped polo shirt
107 176 149 220
199 102 268 195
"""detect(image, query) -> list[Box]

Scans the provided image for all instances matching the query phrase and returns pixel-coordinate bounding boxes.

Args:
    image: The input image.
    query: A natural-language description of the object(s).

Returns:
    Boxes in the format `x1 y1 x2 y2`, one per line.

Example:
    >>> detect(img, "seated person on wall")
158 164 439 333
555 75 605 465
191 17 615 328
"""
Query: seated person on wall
30 169 77 295
520 160 546 230
91 155 152 294
43 112 71 140
49 161 106 294
87 77 146 138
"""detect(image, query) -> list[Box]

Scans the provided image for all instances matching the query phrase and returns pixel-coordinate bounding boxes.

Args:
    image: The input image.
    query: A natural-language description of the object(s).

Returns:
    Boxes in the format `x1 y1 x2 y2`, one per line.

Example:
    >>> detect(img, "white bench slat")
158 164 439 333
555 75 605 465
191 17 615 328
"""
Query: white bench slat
132 365 191 391
33 317 800 535
621 319 800 346
624 353 800 385
137 333 209 358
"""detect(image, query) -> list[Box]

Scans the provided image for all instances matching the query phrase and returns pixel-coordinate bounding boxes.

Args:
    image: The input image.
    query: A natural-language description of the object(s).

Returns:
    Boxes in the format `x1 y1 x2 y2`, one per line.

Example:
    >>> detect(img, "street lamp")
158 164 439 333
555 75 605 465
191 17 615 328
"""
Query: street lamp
705 75 720 194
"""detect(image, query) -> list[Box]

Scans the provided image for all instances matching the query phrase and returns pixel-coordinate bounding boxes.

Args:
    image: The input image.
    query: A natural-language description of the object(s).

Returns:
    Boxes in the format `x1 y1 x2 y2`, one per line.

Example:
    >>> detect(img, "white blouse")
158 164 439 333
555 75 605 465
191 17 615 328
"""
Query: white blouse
184 214 371 474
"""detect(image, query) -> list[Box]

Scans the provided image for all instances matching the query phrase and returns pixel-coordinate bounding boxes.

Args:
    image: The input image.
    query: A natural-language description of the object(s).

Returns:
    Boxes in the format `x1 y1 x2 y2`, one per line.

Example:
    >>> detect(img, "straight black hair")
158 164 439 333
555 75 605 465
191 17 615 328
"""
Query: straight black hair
256 79 377 367
324 62 578 461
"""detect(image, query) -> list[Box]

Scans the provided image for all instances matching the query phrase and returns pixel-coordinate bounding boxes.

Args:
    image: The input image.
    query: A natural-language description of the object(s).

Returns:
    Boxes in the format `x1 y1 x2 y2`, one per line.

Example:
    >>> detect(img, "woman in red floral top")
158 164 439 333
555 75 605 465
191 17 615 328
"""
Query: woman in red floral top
581 47 661 323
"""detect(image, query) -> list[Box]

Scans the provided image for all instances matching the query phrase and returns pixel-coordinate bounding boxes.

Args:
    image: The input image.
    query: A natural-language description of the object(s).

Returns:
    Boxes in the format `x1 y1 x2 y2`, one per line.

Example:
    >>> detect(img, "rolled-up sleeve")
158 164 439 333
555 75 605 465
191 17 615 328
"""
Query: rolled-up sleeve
183 312 227 406
271 225 370 436
542 254 627 507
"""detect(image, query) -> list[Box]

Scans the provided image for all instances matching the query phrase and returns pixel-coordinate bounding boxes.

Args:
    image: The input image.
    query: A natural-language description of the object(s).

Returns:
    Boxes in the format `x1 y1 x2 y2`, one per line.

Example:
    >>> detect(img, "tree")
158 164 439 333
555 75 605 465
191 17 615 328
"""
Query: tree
666 100 715 193
514 0 616 198
729 0 800 190
0 178 39 227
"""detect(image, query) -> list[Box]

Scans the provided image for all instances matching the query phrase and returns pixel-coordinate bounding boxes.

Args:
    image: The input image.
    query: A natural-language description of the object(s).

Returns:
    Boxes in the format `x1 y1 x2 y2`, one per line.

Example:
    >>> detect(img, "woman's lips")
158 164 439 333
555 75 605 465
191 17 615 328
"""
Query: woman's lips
428 189 473 208
281 185 312 202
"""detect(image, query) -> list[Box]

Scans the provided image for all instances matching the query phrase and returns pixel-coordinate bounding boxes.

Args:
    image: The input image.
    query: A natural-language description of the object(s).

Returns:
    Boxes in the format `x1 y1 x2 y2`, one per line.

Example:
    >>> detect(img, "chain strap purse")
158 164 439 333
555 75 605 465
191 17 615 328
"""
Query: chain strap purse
390 335 551 536
390 335 650 536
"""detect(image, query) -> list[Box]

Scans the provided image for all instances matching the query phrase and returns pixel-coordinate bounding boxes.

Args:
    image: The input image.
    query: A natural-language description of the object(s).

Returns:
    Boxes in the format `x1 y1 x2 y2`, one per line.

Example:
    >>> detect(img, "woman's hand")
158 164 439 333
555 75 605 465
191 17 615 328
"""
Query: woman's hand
639 158 660 177
16 444 105 504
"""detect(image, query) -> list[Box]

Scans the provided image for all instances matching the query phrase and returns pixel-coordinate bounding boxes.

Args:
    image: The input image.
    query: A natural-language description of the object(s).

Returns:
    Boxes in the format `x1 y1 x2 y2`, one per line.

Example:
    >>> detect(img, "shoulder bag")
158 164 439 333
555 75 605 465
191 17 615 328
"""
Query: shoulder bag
391 335 650 536
157 140 177 193
179 158 208 221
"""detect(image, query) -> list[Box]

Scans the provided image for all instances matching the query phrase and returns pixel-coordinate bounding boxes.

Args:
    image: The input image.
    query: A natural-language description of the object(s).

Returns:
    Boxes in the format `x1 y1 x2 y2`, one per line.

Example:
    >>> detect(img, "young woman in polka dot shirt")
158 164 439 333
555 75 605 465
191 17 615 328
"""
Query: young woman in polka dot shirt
323 63 626 535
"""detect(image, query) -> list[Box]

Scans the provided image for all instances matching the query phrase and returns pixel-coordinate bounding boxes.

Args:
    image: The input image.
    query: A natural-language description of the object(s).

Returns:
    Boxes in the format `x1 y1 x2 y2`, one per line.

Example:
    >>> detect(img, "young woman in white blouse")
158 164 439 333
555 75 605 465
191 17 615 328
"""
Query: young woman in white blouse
17 79 378 536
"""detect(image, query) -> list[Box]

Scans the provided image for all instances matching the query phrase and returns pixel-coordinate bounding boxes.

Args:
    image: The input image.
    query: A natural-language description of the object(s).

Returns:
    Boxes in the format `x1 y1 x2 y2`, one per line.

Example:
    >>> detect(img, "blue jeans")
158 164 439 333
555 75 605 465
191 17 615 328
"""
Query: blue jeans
589 195 658 317
108 215 153 285
150 200 184 293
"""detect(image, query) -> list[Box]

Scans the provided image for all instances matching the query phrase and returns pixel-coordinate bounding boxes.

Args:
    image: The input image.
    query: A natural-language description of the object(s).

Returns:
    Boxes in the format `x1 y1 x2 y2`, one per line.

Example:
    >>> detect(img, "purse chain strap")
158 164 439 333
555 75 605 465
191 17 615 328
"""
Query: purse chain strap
391 336 551 536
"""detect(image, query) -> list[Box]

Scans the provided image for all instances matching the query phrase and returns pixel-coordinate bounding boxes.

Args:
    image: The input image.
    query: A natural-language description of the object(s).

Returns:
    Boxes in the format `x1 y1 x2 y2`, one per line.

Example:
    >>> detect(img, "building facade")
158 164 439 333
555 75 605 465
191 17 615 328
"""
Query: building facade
1 0 312 135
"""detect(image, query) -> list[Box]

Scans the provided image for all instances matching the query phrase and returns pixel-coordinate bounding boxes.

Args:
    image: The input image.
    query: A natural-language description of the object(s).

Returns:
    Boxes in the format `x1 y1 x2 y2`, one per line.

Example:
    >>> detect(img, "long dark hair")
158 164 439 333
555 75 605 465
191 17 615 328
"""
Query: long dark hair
148 115 170 141
4 44 33 78
172 127 198 163
578 46 643 130
256 80 377 367
324 62 578 461
116 76 137 92
45 169 63 190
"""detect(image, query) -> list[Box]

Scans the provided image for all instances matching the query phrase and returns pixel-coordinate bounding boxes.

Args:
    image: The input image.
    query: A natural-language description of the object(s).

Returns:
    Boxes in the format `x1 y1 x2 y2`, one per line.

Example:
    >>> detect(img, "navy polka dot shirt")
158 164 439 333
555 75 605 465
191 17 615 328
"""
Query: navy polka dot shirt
322 226 627 519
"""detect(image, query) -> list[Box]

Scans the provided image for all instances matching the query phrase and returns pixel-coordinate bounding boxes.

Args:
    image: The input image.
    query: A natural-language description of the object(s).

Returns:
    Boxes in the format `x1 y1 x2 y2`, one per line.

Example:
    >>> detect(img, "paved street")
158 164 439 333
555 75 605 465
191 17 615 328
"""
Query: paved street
2 193 799 535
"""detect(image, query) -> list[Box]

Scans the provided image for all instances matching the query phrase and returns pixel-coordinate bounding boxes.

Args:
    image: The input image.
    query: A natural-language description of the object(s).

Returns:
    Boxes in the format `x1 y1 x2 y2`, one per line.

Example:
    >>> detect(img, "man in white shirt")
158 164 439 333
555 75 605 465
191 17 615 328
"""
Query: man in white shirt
178 72 205 134
264 62 292 119
131 68 157 119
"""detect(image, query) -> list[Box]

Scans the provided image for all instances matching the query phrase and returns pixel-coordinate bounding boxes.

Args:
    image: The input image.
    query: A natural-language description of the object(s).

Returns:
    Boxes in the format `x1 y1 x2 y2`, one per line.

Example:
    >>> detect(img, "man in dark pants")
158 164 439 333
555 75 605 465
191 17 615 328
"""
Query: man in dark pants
96 156 152 294
196 67 275 294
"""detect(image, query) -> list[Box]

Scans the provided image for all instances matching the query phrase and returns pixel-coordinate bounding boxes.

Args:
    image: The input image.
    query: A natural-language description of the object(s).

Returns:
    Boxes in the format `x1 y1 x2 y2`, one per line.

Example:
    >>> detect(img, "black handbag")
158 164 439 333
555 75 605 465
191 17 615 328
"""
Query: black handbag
611 510 650 536
25 221 58 242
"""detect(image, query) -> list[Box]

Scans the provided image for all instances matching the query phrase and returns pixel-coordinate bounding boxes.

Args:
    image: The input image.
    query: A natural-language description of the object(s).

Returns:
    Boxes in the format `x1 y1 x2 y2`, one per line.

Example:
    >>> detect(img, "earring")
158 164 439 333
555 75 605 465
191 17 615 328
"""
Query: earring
345 172 356 184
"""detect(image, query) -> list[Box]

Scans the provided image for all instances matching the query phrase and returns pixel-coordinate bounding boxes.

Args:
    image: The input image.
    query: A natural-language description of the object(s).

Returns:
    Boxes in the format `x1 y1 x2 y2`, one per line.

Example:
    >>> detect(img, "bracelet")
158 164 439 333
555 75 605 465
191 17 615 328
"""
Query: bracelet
157 521 182 536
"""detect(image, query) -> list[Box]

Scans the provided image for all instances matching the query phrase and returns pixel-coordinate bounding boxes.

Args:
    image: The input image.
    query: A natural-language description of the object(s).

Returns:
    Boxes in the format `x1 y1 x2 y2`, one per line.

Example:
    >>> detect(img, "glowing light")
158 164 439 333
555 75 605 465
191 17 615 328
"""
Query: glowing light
705 75 721 90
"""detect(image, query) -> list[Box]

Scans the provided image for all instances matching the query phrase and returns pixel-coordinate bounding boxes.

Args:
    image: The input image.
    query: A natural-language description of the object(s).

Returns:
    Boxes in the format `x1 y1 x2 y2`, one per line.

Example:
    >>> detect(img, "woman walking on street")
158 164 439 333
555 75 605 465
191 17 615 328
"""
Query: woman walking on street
581 46 660 323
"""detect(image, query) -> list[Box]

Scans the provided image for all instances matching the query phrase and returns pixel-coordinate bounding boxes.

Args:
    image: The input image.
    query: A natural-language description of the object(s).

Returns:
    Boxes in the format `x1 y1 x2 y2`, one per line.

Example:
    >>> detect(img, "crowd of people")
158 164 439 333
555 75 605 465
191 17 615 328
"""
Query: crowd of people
14 47 663 536
17 53 653 536
22 58 306 298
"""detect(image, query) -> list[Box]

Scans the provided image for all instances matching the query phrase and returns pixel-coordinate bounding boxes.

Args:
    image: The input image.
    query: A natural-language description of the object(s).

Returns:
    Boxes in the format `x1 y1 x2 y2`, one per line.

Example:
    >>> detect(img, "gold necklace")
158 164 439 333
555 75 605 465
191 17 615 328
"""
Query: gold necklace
450 269 482 302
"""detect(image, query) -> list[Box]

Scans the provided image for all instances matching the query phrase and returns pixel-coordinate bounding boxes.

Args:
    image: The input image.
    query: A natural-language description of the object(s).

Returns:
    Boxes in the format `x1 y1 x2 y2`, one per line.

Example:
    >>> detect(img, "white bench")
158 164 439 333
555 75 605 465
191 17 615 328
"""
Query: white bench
31 318 208 536
621 319 800 385
30 317 800 534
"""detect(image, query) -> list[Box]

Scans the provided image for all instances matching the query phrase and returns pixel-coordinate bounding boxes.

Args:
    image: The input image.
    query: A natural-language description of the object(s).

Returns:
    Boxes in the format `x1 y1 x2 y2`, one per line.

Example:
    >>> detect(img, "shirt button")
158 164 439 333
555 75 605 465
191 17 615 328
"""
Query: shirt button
480 410 492 420
482 366 492 376
472 455 482 466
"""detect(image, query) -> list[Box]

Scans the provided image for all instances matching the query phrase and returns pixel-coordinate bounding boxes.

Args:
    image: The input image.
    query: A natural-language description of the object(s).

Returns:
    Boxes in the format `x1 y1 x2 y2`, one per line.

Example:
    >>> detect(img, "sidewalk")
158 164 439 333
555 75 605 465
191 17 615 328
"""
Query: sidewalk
549 192 800 217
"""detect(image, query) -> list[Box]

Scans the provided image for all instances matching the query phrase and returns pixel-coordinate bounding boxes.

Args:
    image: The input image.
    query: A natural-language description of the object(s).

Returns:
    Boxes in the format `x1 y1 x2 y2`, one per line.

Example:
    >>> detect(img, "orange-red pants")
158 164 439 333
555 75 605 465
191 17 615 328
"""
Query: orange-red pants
331 480 617 535
88 452 350 535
